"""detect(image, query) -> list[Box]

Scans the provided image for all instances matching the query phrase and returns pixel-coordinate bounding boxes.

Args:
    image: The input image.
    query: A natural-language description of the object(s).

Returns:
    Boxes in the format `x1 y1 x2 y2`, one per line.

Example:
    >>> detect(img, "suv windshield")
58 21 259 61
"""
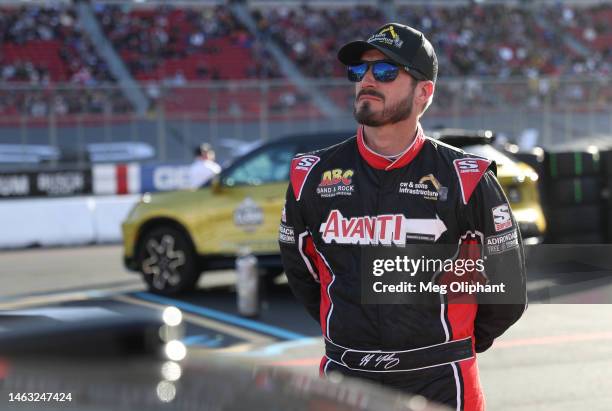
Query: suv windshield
222 144 297 187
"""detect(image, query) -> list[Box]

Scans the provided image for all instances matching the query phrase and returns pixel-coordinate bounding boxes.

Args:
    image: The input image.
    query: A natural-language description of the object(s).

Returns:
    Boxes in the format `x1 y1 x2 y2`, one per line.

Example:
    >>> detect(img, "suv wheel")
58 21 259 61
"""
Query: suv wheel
138 226 200 295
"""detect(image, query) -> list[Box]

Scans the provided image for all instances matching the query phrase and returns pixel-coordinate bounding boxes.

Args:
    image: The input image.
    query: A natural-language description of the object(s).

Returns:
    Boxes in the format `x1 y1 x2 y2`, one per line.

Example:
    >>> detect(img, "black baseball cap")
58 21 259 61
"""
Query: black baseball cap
337 23 438 83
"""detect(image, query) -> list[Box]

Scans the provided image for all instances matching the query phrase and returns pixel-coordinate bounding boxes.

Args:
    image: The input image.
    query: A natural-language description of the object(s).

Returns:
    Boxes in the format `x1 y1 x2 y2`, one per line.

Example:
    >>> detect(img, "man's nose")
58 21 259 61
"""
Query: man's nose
360 66 377 87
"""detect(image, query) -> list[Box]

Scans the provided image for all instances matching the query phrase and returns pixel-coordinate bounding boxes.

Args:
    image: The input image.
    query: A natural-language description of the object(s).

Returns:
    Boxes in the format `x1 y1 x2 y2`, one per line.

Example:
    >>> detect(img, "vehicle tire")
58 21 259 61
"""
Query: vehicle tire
601 150 612 176
552 233 605 244
546 177 601 205
137 226 200 295
605 177 612 201
606 208 612 243
544 151 600 179
546 205 602 235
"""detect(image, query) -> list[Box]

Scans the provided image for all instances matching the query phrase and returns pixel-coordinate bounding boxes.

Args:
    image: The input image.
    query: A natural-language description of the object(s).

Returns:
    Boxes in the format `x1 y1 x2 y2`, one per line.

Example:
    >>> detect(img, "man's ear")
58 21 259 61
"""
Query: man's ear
417 80 435 115
419 80 435 101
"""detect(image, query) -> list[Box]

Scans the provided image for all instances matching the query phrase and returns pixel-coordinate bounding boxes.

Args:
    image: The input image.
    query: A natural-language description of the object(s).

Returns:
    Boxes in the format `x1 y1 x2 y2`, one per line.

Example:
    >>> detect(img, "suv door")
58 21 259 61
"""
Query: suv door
193 142 298 255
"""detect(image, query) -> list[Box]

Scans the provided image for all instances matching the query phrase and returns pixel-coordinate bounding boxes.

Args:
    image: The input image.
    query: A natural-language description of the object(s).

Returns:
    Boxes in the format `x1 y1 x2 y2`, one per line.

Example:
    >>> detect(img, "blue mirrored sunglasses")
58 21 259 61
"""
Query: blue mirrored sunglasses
347 60 425 83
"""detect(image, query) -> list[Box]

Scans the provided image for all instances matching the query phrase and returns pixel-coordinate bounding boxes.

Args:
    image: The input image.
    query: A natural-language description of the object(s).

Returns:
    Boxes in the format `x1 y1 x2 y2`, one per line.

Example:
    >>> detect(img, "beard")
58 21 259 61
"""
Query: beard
353 87 415 127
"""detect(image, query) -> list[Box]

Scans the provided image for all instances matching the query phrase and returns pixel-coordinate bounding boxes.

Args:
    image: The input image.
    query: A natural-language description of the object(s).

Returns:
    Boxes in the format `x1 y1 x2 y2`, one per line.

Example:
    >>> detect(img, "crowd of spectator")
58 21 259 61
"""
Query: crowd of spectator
0 4 126 117
253 2 611 79
399 3 610 78
0 87 132 118
0 5 115 85
1 60 50 84
95 4 282 81
253 5 385 78
540 3 612 74
0 2 610 119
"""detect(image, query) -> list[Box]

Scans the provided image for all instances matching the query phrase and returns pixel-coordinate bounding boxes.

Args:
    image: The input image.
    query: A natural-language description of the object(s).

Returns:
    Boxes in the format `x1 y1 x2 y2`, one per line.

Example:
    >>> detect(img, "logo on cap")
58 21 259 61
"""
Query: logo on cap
368 25 404 49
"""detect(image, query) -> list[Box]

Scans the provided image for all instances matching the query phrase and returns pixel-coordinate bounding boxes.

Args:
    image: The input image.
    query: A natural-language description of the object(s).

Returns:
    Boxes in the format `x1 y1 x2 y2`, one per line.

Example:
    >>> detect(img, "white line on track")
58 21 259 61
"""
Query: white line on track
112 294 275 346
0 283 143 310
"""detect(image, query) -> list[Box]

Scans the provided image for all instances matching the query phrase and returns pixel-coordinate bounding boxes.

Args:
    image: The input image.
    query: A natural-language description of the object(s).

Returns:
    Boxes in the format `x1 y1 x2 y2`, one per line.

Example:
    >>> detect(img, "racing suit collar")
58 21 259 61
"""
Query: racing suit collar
357 123 425 171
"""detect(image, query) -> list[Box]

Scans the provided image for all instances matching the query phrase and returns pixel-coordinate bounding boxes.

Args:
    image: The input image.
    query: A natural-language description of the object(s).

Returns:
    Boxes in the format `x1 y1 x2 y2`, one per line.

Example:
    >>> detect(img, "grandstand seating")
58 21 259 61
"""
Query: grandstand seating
253 3 610 79
566 5 612 53
0 5 114 84
252 5 386 78
2 40 66 81
128 38 253 81
0 1 610 119
161 84 319 120
97 5 280 81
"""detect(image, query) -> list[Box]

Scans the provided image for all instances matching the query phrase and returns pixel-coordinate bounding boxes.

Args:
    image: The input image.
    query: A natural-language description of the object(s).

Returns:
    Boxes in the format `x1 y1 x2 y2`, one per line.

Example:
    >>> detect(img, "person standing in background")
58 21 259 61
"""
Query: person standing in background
189 143 221 188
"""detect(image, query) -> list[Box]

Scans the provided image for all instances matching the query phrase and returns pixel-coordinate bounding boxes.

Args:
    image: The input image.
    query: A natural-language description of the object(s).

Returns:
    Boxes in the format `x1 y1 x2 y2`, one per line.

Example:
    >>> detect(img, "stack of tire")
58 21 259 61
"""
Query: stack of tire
542 149 604 243
603 150 612 243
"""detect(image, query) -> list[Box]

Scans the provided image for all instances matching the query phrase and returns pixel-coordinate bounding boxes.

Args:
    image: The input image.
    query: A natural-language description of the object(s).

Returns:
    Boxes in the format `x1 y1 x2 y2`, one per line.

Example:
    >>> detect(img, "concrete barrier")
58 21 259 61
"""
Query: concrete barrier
0 195 140 249
0 161 193 249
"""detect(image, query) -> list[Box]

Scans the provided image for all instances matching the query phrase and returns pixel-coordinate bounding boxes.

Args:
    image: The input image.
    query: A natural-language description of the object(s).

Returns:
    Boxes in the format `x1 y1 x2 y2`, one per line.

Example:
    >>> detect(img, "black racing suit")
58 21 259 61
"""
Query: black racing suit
279 124 527 411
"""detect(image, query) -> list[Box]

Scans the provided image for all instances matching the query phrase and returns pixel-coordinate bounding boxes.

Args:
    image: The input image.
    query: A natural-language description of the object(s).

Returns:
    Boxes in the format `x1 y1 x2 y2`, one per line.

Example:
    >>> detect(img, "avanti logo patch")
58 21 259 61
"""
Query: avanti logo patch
320 210 447 245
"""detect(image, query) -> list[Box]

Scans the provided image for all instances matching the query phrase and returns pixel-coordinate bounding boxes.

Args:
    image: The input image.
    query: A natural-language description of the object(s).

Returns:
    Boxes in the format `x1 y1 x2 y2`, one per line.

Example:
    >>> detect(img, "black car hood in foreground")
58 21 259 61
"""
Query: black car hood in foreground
0 304 449 411
0 356 450 411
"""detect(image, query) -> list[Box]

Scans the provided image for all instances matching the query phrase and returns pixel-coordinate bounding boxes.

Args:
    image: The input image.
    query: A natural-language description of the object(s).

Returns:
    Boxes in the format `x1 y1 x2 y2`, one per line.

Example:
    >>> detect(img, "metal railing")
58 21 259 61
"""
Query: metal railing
0 76 610 166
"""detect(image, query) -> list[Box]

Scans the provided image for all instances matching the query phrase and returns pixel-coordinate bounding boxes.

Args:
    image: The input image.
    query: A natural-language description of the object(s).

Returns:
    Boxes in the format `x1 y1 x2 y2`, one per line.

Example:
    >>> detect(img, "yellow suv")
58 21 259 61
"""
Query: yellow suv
122 129 545 294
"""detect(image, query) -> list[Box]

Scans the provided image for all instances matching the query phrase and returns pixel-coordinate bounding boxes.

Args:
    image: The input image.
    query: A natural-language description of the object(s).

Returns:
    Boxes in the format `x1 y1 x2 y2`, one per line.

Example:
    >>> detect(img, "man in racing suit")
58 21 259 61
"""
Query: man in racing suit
279 23 527 411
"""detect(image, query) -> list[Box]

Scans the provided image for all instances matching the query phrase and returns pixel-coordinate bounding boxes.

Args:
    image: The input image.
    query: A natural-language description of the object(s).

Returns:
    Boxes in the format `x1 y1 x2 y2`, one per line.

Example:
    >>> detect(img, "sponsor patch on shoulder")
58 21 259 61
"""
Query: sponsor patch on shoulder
485 229 519 255
316 168 355 198
290 155 320 201
492 204 512 232
453 158 491 204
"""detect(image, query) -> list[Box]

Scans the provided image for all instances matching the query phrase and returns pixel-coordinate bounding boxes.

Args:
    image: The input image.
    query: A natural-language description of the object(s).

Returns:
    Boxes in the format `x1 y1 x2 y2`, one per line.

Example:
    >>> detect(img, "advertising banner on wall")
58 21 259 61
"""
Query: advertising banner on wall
0 170 92 198
139 163 191 193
